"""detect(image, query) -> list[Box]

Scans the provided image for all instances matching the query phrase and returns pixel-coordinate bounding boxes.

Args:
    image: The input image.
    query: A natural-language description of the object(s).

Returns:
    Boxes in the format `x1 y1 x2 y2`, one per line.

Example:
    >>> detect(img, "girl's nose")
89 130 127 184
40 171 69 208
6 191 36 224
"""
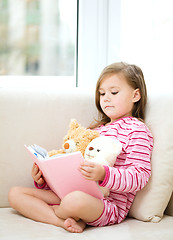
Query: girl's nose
104 94 110 102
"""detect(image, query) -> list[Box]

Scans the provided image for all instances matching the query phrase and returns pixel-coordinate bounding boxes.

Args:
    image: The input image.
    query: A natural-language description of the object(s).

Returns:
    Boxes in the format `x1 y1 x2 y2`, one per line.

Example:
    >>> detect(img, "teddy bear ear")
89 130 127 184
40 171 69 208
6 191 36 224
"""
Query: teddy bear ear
88 130 100 140
92 131 100 139
70 119 79 129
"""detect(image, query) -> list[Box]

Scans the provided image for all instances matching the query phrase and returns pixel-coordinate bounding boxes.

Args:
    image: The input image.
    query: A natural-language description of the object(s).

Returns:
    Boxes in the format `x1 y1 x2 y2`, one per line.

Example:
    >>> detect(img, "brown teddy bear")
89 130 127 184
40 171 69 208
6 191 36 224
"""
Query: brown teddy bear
48 119 100 157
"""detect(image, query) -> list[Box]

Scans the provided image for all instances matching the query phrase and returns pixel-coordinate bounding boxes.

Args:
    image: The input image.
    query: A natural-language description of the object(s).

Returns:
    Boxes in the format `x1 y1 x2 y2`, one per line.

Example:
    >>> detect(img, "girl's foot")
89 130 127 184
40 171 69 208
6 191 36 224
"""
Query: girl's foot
64 218 86 233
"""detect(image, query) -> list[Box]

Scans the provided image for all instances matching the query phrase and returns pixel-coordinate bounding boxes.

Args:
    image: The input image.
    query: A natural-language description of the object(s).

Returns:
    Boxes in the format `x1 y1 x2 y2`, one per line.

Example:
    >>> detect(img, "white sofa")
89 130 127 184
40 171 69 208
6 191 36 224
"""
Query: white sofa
0 88 173 240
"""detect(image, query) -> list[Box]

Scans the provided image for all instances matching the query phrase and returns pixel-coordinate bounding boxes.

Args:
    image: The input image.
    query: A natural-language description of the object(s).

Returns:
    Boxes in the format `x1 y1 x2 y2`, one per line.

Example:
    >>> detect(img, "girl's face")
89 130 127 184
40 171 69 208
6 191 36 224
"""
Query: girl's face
99 74 140 124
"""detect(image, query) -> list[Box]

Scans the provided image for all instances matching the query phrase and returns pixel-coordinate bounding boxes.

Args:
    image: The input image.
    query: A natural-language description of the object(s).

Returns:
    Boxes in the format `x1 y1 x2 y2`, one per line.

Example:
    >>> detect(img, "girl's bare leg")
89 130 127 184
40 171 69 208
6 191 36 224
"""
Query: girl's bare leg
64 218 86 233
8 187 104 233
8 186 81 232
53 191 104 232
51 204 86 233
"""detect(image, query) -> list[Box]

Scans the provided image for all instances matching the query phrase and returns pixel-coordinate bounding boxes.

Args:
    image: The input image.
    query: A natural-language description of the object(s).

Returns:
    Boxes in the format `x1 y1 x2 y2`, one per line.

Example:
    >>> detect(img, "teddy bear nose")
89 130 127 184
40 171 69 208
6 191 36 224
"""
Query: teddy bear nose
89 147 94 151
64 142 70 149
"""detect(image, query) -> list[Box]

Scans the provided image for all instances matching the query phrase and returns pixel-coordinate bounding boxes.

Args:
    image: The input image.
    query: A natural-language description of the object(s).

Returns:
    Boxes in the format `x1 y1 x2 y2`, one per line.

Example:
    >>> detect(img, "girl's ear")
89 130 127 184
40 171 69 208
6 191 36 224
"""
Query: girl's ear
133 88 141 103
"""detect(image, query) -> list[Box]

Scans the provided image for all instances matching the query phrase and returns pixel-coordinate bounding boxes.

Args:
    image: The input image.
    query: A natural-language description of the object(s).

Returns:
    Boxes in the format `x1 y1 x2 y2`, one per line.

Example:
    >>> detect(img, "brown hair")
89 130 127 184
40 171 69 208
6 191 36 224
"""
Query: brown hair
90 62 147 129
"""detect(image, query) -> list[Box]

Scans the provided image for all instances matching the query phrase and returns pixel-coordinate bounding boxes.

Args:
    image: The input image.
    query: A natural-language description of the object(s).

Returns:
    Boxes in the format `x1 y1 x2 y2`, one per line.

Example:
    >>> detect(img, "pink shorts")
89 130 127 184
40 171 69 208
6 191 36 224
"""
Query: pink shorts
86 198 119 227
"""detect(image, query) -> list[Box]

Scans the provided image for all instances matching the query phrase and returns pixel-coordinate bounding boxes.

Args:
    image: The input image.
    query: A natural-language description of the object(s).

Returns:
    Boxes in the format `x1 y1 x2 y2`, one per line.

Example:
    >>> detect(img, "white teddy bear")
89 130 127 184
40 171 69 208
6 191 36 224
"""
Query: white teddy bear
84 136 122 197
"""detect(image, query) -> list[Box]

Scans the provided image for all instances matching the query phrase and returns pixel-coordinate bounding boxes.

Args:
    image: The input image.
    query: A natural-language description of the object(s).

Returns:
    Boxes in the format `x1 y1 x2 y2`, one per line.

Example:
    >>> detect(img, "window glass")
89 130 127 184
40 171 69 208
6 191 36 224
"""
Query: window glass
0 0 77 77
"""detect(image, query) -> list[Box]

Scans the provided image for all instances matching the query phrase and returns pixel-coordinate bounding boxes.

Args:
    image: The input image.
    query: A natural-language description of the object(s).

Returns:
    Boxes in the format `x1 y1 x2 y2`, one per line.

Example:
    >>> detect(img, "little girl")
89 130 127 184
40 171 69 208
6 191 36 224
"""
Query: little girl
8 62 153 233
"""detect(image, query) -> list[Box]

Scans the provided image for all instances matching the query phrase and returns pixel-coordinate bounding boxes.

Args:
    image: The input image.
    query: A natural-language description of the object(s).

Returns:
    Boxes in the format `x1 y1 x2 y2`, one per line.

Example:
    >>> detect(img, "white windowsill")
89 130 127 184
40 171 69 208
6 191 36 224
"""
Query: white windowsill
0 76 76 89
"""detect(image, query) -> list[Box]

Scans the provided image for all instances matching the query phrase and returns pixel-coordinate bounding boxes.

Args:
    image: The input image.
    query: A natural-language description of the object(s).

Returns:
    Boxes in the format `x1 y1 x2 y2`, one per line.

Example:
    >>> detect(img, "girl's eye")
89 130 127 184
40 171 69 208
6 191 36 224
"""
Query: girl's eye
99 92 105 96
112 92 118 95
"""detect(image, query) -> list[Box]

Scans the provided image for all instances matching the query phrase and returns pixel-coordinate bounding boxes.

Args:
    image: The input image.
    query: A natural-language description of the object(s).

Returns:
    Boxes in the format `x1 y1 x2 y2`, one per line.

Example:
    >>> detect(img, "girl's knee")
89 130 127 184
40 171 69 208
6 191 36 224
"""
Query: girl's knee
8 186 22 198
8 186 24 207
61 191 88 213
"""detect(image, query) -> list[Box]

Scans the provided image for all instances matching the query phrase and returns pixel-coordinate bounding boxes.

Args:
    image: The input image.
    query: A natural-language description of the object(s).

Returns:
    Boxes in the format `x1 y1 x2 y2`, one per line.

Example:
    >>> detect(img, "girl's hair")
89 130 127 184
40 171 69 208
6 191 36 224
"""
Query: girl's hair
90 62 147 129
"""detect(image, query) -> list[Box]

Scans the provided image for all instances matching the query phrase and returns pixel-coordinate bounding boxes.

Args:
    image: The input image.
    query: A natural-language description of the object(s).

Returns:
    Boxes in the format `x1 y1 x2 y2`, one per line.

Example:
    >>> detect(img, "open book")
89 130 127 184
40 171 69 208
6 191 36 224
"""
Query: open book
25 145 103 200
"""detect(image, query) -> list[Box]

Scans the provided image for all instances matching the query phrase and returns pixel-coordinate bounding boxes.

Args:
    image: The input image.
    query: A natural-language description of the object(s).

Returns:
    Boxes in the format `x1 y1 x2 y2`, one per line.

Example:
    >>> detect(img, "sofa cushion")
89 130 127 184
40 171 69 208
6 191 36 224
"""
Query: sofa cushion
1 208 173 240
129 93 173 222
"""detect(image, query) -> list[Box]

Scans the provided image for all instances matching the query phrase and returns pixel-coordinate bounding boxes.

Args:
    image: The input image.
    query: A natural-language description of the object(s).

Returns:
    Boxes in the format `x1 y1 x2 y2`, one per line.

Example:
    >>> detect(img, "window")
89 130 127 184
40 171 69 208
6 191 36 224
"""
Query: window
1 0 173 93
0 0 77 87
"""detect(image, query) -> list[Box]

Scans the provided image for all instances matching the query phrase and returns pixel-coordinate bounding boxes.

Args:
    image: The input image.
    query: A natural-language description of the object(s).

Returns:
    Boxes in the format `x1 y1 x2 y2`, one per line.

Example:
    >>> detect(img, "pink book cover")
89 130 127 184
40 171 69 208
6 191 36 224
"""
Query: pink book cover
25 146 103 200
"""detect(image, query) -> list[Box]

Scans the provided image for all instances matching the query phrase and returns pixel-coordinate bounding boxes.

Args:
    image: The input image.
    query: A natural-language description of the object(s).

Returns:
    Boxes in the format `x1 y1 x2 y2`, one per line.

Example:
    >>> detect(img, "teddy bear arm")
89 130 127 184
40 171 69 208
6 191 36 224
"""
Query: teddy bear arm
48 149 64 157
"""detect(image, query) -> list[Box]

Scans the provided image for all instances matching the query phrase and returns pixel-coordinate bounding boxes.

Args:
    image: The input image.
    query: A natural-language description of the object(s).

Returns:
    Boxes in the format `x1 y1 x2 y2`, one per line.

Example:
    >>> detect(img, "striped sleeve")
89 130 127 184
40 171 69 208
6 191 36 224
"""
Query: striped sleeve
99 126 153 193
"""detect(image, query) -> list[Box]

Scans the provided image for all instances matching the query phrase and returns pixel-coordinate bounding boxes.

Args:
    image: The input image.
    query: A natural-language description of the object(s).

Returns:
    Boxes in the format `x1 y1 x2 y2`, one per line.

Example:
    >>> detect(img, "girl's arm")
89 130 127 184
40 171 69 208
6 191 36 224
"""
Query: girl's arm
99 129 153 193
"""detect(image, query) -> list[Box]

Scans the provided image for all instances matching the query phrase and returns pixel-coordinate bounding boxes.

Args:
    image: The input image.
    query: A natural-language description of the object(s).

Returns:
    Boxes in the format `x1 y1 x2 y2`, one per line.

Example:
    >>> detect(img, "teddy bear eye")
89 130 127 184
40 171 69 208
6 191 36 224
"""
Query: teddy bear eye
97 149 101 152
76 142 79 146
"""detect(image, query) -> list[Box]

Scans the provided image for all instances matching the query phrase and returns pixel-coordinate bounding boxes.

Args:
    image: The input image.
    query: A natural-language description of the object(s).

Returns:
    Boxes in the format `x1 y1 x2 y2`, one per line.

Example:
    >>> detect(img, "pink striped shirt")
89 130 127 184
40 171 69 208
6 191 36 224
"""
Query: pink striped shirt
35 116 153 226
93 116 153 225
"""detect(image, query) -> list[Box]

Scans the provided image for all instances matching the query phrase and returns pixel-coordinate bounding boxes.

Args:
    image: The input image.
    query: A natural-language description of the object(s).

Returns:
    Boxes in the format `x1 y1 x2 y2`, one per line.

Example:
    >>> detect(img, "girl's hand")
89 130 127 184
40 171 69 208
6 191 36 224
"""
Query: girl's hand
31 163 45 185
79 161 106 181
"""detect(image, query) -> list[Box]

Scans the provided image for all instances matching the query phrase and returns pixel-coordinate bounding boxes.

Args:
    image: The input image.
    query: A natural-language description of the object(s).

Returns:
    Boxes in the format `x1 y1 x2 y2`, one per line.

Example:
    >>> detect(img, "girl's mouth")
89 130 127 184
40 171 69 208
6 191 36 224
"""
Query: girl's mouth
105 106 114 109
